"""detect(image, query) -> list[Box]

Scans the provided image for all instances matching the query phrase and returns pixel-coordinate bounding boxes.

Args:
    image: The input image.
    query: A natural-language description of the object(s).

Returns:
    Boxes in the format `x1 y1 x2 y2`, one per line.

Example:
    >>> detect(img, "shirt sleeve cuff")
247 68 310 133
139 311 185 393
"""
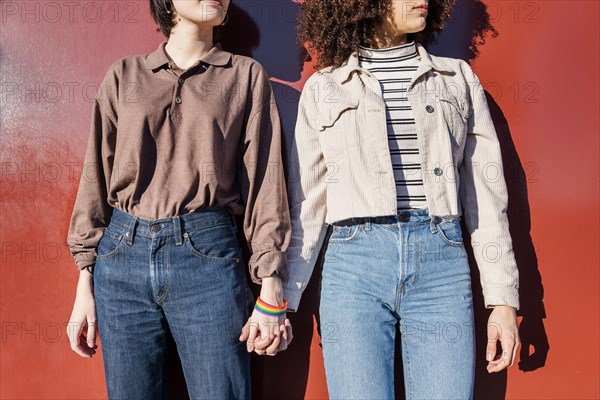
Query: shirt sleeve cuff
483 286 520 310
249 250 289 284
74 253 96 272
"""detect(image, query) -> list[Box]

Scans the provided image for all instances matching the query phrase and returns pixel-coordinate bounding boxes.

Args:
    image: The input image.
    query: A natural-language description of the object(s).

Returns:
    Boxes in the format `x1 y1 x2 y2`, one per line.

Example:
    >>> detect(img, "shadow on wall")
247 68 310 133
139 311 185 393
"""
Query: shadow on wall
434 1 550 398
167 0 549 398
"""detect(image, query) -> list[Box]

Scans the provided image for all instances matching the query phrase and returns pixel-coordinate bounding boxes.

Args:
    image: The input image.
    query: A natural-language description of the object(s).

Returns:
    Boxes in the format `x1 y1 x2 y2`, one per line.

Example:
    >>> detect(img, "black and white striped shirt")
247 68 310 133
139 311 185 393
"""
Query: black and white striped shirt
358 40 427 211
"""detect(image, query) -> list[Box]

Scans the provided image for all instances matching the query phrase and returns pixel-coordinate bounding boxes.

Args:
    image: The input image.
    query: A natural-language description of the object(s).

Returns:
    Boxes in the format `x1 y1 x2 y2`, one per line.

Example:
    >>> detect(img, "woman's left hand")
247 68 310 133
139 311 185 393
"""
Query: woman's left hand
486 305 520 372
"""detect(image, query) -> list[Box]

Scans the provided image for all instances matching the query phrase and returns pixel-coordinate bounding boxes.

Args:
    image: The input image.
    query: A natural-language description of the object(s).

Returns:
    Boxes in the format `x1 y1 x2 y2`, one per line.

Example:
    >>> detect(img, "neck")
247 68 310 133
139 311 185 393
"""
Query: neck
165 21 214 69
370 20 409 49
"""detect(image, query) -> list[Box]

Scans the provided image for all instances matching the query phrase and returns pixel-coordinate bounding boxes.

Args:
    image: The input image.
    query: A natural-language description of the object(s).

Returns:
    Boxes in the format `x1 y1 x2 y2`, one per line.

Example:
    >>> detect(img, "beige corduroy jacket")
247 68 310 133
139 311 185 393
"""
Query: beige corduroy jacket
283 41 519 312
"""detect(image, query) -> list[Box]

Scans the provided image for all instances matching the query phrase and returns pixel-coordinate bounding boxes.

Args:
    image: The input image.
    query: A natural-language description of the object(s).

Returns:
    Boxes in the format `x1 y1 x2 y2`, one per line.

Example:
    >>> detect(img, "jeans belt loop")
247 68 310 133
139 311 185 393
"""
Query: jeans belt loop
173 215 183 246
231 213 238 232
364 217 372 231
429 215 439 234
126 215 138 245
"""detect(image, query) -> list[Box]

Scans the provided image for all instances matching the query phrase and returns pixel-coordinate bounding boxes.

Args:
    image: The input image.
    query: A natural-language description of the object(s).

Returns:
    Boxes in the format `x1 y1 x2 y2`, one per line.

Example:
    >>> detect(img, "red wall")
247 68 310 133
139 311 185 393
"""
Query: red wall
1 1 598 399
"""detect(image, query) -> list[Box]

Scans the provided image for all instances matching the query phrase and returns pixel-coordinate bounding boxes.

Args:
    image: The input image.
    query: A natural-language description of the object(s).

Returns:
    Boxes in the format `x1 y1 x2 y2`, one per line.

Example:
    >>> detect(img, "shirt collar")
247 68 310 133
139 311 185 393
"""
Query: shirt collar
334 41 454 82
145 41 232 71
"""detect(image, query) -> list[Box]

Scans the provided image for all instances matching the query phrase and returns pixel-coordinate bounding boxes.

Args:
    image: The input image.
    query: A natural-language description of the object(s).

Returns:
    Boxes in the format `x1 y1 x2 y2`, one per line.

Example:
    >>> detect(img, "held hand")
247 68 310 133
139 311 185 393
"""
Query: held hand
486 305 520 372
238 276 293 356
239 309 291 356
66 270 98 358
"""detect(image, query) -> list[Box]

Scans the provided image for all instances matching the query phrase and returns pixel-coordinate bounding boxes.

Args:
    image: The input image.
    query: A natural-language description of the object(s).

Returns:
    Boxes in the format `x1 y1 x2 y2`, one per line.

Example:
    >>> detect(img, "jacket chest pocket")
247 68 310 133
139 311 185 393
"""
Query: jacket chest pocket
438 93 469 149
317 98 359 157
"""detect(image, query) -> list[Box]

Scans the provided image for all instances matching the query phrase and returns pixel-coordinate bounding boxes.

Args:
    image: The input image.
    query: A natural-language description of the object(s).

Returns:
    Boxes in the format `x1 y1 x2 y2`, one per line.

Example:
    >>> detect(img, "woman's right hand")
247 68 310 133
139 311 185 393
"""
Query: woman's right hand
66 269 98 358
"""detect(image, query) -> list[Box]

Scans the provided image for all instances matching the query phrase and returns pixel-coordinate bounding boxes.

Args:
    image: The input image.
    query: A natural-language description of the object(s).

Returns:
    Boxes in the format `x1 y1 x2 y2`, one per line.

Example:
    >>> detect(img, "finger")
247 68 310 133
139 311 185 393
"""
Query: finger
487 349 512 372
80 331 97 354
256 319 277 347
265 331 282 356
239 321 250 342
510 334 520 367
276 325 289 352
247 322 259 352
86 318 96 349
504 336 518 368
285 319 293 345
487 336 515 372
68 322 85 356
254 331 273 350
263 319 276 341
71 327 93 358
486 323 500 362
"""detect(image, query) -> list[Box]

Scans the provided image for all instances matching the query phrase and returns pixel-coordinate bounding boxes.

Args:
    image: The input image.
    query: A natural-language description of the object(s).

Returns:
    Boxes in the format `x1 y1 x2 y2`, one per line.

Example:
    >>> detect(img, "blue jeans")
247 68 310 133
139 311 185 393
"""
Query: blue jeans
319 208 475 400
94 207 253 400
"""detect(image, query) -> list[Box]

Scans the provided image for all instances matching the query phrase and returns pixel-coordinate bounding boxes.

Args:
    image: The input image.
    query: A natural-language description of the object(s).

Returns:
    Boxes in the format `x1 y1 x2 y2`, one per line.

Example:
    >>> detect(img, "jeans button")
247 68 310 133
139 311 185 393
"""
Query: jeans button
434 167 443 176
150 224 162 232
426 105 434 113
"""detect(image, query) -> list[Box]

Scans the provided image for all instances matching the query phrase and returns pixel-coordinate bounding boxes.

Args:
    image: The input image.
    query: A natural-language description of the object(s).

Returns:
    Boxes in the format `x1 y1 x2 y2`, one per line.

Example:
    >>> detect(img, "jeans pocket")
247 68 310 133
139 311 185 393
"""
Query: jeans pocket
183 222 241 263
328 223 362 243
96 228 124 259
434 218 464 247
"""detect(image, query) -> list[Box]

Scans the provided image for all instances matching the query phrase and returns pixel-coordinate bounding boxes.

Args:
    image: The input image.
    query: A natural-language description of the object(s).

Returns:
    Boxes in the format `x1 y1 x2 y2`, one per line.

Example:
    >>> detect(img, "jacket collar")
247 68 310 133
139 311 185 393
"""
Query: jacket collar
145 41 232 71
329 41 455 84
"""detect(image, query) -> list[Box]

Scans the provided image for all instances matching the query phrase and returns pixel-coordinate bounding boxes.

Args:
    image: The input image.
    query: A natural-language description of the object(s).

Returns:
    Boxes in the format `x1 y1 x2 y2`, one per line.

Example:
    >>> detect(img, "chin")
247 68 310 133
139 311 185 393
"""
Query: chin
410 22 427 33
195 2 225 23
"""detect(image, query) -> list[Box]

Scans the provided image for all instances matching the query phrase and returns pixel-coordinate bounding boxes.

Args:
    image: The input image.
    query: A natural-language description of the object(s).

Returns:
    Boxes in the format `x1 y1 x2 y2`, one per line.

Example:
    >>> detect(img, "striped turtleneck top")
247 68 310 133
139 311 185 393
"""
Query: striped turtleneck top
358 40 427 211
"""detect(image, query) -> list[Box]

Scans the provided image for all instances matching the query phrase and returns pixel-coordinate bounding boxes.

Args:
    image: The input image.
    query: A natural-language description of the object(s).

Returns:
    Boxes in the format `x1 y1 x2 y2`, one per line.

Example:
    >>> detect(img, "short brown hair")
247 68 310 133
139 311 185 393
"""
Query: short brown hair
149 0 176 37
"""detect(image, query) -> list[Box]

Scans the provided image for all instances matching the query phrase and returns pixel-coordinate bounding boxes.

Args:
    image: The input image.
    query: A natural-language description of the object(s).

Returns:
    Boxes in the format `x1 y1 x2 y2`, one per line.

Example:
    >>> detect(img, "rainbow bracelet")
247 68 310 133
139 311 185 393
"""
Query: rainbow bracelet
254 297 288 316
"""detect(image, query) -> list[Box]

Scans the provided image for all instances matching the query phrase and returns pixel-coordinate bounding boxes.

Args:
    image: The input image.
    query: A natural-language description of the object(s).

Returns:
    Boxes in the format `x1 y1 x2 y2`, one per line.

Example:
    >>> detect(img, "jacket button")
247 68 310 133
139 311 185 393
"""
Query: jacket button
178 78 184 84
434 167 443 176
175 97 182 104
426 105 434 113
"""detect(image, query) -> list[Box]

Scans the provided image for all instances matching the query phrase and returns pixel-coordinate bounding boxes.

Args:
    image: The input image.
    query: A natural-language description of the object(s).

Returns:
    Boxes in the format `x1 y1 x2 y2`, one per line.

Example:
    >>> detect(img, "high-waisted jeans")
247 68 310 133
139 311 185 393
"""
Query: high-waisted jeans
319 208 476 400
94 207 253 400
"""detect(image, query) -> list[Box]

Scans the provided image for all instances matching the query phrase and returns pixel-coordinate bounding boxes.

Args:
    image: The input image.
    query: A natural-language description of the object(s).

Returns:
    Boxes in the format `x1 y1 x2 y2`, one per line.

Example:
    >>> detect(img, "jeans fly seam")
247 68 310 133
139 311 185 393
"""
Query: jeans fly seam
150 236 161 304
156 240 169 305
395 225 403 313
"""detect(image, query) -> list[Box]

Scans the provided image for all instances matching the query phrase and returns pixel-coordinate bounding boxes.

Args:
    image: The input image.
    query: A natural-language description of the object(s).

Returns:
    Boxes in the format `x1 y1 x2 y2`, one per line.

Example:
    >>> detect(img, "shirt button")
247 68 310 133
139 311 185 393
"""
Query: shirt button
178 78 184 84
434 167 443 176
175 97 182 104
426 105 435 113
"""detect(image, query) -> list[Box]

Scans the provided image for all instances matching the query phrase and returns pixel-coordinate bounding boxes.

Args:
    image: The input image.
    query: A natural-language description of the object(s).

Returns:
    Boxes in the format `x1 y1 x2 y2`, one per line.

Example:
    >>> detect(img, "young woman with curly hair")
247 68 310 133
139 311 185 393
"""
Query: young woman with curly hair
282 0 520 398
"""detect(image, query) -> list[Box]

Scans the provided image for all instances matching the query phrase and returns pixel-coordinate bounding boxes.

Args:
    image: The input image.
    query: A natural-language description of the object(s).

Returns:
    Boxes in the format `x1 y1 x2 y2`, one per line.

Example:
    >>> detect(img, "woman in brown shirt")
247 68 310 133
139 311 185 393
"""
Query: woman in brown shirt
66 0 292 397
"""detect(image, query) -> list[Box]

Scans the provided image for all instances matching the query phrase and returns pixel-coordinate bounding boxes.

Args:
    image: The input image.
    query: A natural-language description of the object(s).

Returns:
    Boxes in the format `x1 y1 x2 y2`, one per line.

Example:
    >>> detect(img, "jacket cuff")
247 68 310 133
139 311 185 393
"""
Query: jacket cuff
483 286 520 310
282 286 303 313
249 250 289 284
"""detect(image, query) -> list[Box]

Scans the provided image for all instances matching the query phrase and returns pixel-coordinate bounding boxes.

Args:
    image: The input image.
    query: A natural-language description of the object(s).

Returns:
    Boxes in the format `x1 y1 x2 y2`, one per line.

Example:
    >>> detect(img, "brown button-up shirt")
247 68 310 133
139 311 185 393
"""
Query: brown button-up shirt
67 41 291 283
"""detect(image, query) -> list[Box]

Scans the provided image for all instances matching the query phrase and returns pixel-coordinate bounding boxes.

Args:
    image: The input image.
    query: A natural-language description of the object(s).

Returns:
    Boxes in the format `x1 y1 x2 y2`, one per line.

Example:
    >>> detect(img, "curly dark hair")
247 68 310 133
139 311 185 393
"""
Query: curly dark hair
297 0 456 69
